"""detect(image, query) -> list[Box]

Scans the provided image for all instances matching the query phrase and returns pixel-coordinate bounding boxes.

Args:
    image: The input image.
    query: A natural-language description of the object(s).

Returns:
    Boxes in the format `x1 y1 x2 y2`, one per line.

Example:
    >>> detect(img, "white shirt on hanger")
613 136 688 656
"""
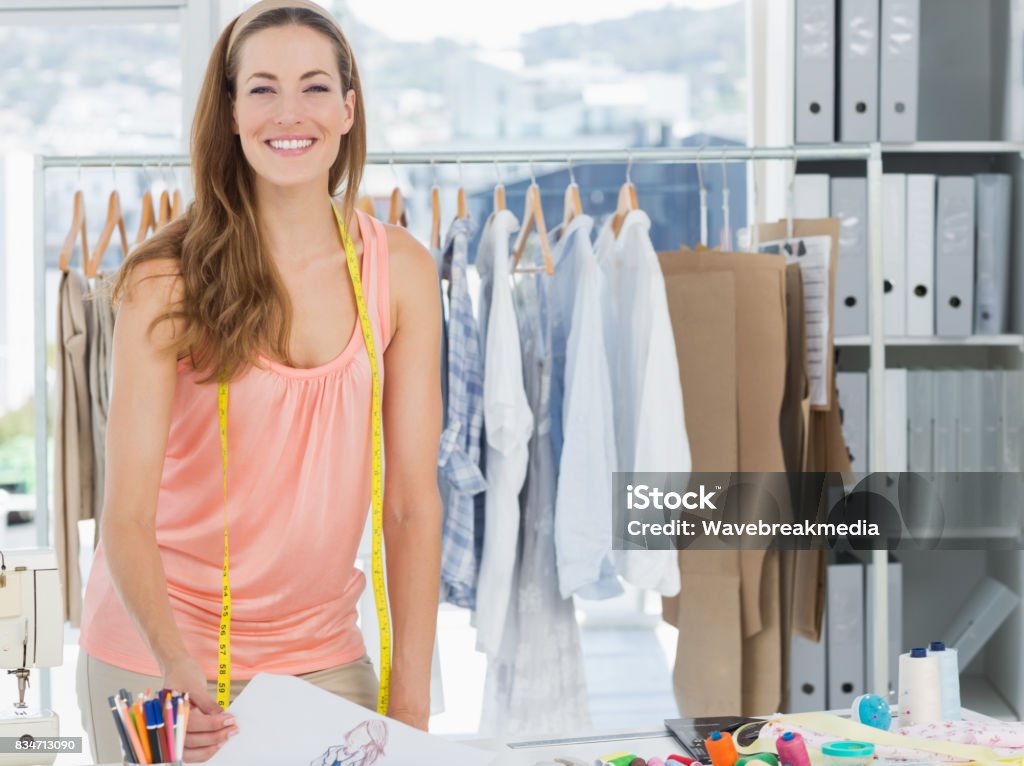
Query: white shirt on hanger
549 215 622 600
595 208 690 597
474 208 534 658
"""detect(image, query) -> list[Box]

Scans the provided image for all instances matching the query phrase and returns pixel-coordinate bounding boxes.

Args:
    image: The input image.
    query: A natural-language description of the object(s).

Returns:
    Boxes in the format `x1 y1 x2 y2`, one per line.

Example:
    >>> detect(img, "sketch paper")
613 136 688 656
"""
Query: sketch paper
758 235 833 408
206 674 497 766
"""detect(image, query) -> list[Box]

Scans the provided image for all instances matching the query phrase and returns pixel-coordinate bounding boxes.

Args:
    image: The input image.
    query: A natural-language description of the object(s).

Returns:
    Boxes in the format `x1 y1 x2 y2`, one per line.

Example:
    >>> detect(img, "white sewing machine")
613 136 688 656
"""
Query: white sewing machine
0 549 63 766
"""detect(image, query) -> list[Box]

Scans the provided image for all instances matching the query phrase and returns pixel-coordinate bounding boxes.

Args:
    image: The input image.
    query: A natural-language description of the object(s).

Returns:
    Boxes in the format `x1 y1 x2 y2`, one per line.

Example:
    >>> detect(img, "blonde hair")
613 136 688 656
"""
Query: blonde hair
112 5 367 383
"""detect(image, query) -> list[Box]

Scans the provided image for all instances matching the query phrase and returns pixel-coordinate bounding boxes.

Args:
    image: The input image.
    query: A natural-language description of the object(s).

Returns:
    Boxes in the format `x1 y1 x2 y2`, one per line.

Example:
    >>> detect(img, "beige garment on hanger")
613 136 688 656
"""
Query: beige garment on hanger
658 248 789 717
87 273 116 545
55 269 95 626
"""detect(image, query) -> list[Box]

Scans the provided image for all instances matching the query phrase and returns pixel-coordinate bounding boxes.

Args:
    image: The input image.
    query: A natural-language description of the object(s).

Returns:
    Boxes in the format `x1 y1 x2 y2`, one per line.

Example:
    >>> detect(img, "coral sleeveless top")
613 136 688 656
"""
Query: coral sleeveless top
80 210 391 679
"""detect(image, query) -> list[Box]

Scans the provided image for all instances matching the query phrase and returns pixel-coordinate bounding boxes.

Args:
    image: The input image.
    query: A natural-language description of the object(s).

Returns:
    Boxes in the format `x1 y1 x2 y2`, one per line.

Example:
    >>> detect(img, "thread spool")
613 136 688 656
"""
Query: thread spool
705 731 739 766
775 731 811 766
898 647 943 725
928 640 962 721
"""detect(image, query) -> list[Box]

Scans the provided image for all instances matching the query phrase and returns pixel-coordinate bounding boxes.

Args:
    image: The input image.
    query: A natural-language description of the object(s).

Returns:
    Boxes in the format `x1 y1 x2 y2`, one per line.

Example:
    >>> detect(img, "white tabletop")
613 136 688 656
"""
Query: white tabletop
97 707 1000 766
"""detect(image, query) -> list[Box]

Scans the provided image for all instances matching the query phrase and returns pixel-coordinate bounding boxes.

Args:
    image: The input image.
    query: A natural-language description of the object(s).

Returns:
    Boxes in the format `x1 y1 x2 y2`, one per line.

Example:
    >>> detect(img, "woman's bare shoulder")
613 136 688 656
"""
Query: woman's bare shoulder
382 223 437 295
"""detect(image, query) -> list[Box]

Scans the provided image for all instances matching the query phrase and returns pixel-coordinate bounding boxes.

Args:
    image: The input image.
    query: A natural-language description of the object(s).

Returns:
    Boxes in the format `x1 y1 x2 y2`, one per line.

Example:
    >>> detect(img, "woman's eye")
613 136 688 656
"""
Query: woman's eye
250 86 273 95
306 84 330 93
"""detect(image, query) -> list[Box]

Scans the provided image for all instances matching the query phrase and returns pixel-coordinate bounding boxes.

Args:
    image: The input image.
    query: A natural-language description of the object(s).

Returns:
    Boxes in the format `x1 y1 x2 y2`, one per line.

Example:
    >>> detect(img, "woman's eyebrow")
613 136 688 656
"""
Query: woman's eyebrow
246 69 333 82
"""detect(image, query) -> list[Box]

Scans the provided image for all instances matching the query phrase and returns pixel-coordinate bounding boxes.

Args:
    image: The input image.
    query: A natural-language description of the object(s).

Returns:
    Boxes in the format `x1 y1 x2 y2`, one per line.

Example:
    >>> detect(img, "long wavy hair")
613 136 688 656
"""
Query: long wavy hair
112 6 367 383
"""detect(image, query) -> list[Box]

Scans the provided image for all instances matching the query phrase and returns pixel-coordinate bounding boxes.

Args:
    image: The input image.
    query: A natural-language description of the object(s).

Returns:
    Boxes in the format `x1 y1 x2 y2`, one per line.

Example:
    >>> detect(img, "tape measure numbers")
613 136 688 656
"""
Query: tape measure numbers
216 203 391 715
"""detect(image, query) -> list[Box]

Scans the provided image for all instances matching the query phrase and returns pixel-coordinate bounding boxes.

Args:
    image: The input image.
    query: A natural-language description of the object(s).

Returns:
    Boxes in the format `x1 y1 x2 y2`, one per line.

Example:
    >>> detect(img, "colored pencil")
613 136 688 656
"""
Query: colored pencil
132 697 152 764
108 695 136 763
164 693 176 762
117 697 146 764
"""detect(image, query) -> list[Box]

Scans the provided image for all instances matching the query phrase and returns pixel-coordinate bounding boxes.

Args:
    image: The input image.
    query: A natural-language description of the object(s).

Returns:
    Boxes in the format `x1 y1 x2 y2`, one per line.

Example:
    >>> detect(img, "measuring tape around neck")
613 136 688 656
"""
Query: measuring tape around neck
216 203 391 715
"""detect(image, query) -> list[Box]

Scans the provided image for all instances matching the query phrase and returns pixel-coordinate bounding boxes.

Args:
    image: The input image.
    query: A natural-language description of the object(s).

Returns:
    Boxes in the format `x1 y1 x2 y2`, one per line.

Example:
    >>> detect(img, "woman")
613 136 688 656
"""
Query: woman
75 1 442 762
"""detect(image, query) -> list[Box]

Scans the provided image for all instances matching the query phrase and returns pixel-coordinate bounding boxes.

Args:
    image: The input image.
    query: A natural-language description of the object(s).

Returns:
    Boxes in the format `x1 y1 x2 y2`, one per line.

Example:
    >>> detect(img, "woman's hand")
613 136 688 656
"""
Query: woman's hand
161 655 237 762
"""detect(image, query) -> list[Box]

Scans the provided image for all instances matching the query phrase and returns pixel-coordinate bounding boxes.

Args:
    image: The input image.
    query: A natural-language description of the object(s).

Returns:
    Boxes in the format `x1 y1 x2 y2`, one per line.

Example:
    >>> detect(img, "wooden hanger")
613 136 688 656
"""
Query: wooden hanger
134 190 156 246
561 160 583 231
356 195 377 216
157 189 172 229
88 190 129 278
429 186 442 250
493 183 506 212
562 182 582 230
58 190 89 274
512 183 554 275
457 186 468 220
610 180 638 238
388 187 407 227
171 189 183 220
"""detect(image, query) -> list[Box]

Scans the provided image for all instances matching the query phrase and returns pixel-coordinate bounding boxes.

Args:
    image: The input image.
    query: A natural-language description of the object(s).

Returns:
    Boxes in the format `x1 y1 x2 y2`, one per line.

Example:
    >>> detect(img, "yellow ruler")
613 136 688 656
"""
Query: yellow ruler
216 203 390 715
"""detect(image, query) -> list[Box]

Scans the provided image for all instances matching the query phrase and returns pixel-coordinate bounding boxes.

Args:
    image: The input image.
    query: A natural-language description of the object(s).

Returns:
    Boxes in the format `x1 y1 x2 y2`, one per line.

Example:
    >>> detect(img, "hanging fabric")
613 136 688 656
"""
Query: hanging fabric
84 188 129 543
547 214 621 600
436 215 487 609
473 208 532 659
55 190 95 626
595 209 688 597
481 234 588 737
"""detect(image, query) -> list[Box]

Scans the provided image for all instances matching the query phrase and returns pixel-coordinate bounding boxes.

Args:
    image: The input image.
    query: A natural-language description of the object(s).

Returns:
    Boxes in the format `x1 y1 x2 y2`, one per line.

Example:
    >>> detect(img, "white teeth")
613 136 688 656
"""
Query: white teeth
268 139 313 150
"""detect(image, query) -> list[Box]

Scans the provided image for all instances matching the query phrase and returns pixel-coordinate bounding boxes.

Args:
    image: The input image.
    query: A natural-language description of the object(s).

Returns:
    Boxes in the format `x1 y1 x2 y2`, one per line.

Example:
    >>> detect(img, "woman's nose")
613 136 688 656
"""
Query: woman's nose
273 92 304 125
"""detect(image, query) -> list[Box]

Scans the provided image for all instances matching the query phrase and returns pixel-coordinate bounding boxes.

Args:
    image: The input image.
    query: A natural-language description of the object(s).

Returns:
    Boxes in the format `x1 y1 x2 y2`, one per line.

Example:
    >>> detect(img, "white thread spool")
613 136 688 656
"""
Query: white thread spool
928 640 962 721
898 647 943 725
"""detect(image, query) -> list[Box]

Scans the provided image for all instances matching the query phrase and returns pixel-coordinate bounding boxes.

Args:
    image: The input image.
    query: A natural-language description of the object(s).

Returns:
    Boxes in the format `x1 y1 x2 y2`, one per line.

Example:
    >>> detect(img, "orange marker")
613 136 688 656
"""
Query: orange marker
705 730 739 766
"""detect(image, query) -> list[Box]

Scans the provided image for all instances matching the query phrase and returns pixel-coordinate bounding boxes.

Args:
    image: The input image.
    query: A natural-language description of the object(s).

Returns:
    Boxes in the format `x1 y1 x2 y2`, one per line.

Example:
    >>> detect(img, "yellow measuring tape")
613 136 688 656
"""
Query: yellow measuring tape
216 202 391 715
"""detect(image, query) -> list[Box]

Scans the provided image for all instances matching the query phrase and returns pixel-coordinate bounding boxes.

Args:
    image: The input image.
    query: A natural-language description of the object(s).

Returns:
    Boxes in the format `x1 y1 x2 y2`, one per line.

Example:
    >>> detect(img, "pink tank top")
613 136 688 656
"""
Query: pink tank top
80 210 391 679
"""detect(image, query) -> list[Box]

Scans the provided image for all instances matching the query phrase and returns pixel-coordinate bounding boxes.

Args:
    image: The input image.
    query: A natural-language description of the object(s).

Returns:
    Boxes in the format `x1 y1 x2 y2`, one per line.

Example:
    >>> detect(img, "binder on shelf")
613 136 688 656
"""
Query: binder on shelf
973 174 1012 335
879 0 920 142
905 174 935 336
941 576 1020 670
882 174 907 336
980 371 1002 473
933 370 959 473
958 371 983 472
831 177 869 337
1001 371 1023 473
826 561 866 709
865 557 902 700
884 368 908 472
795 0 836 143
839 0 880 141
793 174 831 218
935 176 975 337
836 371 869 473
907 370 933 473
789 629 827 713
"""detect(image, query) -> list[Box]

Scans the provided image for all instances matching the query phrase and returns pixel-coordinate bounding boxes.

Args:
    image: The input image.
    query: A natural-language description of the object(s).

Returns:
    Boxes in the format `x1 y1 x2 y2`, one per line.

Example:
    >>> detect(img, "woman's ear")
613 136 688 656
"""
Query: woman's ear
341 88 356 134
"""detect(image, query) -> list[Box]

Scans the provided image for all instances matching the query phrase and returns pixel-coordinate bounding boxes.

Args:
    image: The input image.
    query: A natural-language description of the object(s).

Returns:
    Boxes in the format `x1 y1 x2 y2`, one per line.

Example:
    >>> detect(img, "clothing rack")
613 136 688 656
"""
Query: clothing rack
32 144 890 697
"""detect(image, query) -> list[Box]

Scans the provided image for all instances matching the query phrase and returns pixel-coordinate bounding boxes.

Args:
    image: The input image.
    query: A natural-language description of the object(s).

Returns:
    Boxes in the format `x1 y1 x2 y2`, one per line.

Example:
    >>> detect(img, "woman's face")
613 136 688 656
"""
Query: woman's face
232 24 355 190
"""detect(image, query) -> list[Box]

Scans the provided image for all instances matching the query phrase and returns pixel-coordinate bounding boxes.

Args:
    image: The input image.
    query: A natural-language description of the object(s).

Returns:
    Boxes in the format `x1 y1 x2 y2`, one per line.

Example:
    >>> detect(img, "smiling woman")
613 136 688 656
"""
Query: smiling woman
73 2 443 763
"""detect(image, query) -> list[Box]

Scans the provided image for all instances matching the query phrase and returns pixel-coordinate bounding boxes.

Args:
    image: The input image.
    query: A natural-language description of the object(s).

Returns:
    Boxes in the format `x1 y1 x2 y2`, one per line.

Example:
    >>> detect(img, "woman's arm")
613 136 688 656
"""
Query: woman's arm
100 258 234 758
380 225 443 731
102 258 191 671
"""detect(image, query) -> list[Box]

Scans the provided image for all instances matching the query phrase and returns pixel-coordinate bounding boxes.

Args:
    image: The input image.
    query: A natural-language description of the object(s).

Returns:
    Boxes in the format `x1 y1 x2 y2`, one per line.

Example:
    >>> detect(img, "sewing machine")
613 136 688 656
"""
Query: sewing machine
0 549 63 766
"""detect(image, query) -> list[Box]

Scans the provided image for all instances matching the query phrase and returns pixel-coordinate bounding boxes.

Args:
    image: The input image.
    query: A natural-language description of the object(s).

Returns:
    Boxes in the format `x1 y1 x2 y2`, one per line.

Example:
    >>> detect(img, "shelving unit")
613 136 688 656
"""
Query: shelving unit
835 335 1024 348
780 0 1024 718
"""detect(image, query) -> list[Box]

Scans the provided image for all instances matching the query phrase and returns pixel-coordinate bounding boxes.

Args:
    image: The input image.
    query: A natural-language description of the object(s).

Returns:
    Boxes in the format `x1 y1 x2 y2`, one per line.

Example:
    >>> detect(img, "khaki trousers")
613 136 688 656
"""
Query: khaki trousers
76 651 378 764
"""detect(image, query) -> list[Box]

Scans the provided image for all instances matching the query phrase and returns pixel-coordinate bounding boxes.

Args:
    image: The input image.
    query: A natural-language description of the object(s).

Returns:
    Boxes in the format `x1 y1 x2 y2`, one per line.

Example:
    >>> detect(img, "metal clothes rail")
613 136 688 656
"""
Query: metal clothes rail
33 143 890 698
